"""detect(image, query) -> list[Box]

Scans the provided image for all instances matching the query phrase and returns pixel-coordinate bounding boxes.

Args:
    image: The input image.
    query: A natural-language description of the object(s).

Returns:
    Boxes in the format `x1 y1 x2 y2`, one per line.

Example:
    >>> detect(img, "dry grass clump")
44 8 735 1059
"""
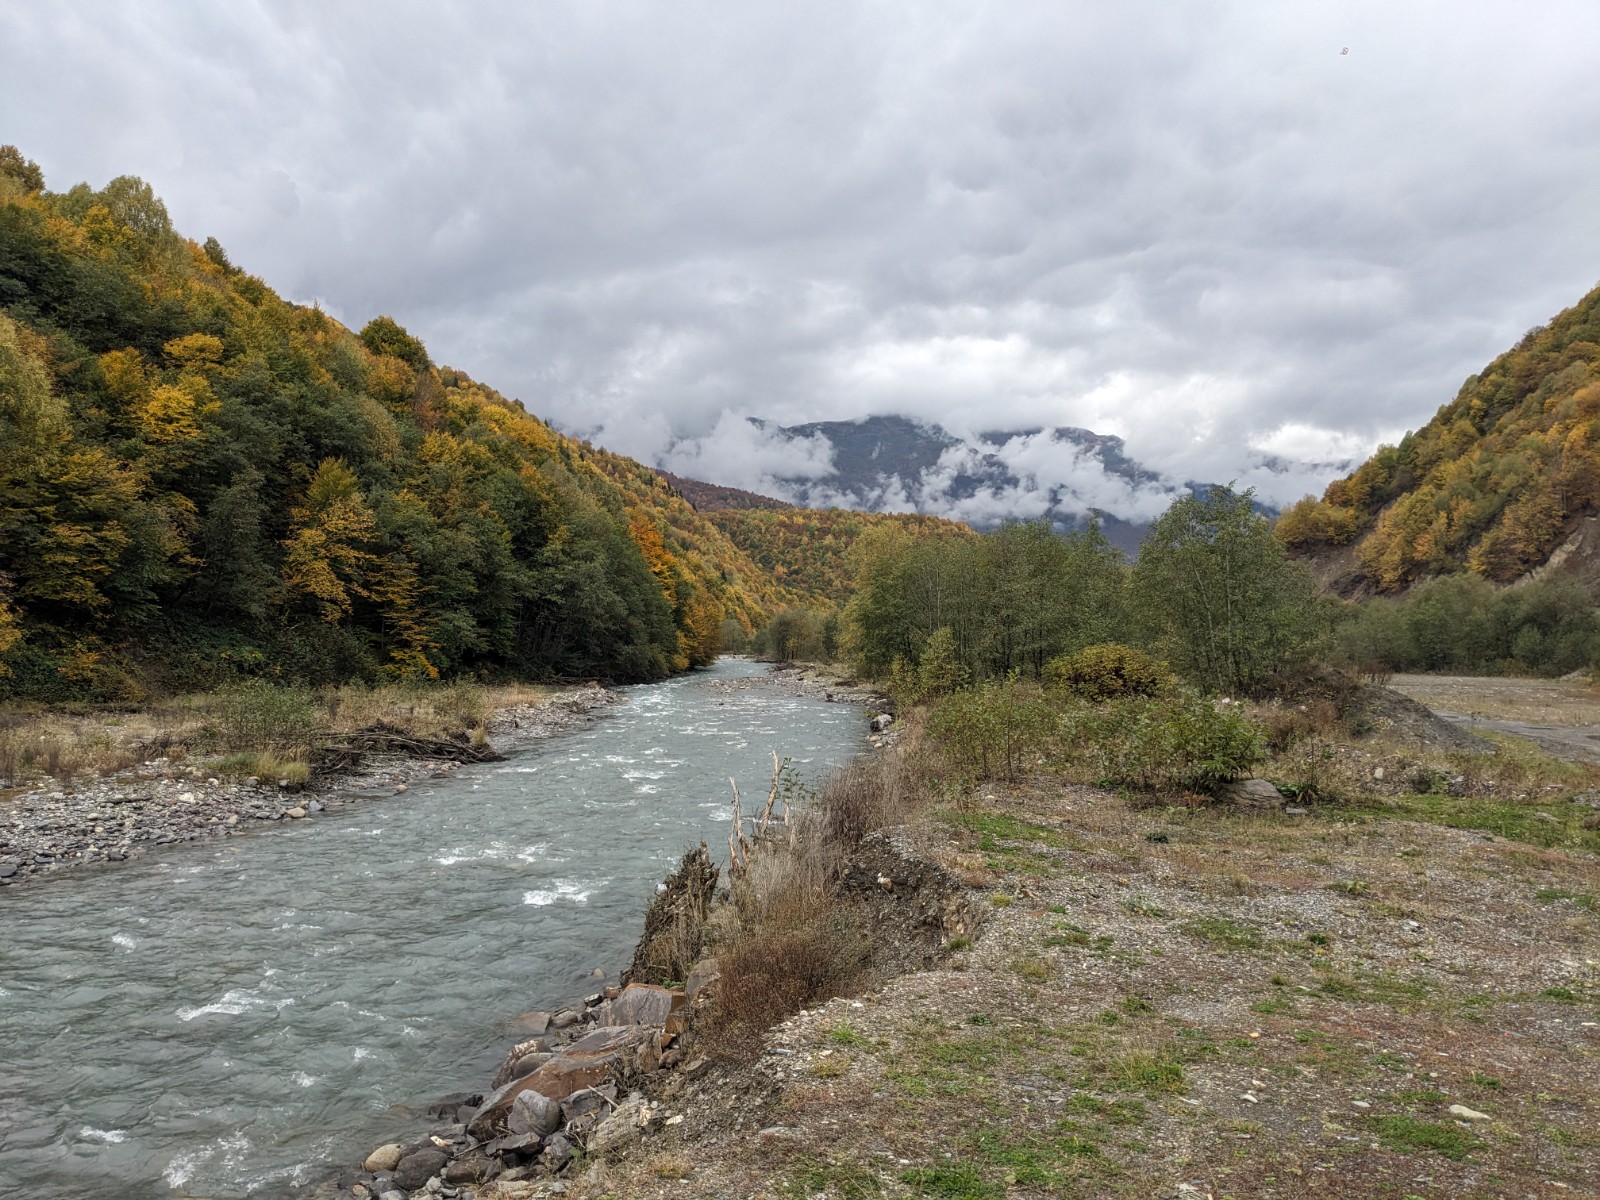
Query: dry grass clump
702 754 934 1063
322 679 491 740
1251 696 1342 753
702 828 872 1062
0 726 149 784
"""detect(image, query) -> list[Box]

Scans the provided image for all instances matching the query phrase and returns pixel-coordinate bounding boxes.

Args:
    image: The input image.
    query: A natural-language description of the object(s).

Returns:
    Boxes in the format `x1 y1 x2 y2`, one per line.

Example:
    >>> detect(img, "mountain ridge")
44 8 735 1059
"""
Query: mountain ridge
1282 280 1600 596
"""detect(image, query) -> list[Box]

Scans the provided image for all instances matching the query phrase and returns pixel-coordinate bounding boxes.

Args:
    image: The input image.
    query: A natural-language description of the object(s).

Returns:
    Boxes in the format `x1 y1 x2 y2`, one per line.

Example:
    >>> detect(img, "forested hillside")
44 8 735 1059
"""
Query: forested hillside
706 507 973 607
1279 281 1600 593
654 470 792 512
0 148 790 700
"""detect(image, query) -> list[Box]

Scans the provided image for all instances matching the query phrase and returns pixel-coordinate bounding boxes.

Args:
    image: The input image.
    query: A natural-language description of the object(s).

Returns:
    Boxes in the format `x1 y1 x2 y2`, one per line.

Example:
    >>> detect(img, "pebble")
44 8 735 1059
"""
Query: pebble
1449 1104 1492 1122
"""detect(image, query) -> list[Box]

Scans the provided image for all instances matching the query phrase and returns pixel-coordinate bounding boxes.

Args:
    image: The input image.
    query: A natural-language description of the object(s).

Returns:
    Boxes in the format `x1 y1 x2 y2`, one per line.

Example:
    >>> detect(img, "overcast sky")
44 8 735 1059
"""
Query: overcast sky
7 1 1599 512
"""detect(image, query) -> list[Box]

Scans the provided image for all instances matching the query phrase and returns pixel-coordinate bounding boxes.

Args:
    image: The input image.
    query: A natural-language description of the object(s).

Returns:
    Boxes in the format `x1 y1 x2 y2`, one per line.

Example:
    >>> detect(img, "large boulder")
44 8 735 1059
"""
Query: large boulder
442 1150 495 1184
507 1089 562 1138
684 957 720 1002
468 1026 656 1138
392 1147 447 1191
492 1037 554 1087
1217 778 1284 809
363 1143 402 1173
593 982 677 1027
560 1083 617 1125
586 1096 649 1156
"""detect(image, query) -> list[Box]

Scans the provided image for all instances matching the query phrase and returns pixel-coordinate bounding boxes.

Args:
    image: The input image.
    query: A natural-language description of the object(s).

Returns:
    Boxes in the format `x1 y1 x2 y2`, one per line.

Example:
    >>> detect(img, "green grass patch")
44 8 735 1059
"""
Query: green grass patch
1368 1114 1482 1160
1087 1049 1187 1095
1067 1094 1148 1125
1314 969 1430 1009
898 1164 1001 1199
214 750 310 786
1341 791 1600 854
944 809 1063 846
829 1022 867 1046
1121 897 1167 917
786 1157 886 1198
1181 915 1264 950
1012 955 1053 983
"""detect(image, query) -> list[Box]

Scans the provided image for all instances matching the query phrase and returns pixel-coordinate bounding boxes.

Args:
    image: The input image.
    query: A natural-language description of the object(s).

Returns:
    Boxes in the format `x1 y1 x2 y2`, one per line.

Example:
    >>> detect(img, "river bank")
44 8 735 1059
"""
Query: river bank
0 684 622 888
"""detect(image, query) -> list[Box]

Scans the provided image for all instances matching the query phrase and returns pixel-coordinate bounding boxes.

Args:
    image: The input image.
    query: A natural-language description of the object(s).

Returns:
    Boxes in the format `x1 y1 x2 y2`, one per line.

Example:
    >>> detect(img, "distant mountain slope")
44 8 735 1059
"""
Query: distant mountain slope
0 149 788 697
654 470 793 512
1281 281 1600 594
732 415 1226 555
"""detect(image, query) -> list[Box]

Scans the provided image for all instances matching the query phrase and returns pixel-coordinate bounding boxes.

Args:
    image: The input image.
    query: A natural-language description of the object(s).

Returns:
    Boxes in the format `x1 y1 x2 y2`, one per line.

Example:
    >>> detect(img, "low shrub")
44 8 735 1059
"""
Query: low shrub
821 758 902 846
927 677 1056 781
1257 697 1342 752
1044 643 1174 703
889 626 970 705
210 679 318 752
215 750 311 786
1066 691 1264 794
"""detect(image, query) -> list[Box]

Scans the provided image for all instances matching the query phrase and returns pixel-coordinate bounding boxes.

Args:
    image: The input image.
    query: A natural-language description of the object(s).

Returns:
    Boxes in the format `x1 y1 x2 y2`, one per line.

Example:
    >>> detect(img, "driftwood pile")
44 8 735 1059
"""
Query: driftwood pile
314 722 504 776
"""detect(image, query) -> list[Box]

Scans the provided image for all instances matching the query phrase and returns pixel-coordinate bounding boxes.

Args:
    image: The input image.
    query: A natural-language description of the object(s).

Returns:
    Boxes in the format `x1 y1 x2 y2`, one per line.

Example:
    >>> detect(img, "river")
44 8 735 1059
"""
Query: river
0 659 864 1198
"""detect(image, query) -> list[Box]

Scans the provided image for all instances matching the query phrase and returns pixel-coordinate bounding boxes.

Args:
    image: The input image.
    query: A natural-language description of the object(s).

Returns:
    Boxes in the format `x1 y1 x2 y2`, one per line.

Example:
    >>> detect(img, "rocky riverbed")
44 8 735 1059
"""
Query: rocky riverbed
0 684 623 888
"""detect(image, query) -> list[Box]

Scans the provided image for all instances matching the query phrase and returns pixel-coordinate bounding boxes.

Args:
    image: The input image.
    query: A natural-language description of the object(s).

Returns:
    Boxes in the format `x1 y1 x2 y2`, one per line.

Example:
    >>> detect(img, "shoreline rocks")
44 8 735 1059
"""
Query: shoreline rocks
305 979 703 1200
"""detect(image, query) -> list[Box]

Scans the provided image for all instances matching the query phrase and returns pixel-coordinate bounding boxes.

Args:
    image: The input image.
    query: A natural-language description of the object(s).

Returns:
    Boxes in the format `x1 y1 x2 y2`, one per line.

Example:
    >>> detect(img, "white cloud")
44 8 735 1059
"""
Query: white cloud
4 0 1598 512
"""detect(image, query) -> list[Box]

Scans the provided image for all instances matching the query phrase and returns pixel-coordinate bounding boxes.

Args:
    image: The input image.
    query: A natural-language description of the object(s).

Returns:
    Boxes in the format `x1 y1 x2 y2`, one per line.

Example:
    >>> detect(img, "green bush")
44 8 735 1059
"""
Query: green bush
211 679 318 751
1044 643 1173 702
927 676 1056 781
1067 691 1264 794
890 626 970 704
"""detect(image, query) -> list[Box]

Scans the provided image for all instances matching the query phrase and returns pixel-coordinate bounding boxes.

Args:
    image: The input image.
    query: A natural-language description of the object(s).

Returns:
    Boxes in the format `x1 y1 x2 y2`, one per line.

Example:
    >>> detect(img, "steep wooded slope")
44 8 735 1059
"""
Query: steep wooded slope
1281 281 1600 593
0 150 787 699
705 507 973 607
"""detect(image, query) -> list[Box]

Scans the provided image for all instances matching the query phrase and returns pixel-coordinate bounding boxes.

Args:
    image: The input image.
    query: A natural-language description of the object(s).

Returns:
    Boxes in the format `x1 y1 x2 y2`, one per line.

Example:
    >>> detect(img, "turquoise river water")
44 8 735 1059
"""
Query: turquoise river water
0 658 865 1198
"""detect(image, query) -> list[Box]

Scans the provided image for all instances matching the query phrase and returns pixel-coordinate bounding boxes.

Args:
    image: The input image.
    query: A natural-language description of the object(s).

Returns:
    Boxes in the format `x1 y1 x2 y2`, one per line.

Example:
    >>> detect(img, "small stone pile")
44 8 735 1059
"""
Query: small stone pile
321 970 720 1200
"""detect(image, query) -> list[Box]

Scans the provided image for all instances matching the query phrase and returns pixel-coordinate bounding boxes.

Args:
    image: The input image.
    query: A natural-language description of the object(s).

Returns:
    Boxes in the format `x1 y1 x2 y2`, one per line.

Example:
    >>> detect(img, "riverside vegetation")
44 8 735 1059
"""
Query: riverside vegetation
323 489 1596 1198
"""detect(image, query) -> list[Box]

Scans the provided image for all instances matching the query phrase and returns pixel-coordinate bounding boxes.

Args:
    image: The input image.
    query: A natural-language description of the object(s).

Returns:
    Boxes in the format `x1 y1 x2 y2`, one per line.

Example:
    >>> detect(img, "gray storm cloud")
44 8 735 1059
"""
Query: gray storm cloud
5 1 1598 521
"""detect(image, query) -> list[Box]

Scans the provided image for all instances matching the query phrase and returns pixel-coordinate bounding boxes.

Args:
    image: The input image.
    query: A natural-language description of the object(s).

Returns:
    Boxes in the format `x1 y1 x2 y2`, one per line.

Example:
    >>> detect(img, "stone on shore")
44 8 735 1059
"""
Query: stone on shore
593 982 676 1027
507 1088 562 1138
506 1009 552 1037
391 1146 447 1190
542 1132 575 1171
587 1095 649 1156
685 957 720 1002
469 1025 658 1138
363 1143 403 1172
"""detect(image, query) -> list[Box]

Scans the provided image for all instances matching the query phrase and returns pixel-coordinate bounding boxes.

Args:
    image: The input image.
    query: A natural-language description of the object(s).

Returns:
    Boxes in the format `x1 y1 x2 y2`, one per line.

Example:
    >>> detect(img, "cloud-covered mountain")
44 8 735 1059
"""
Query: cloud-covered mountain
652 415 1332 552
